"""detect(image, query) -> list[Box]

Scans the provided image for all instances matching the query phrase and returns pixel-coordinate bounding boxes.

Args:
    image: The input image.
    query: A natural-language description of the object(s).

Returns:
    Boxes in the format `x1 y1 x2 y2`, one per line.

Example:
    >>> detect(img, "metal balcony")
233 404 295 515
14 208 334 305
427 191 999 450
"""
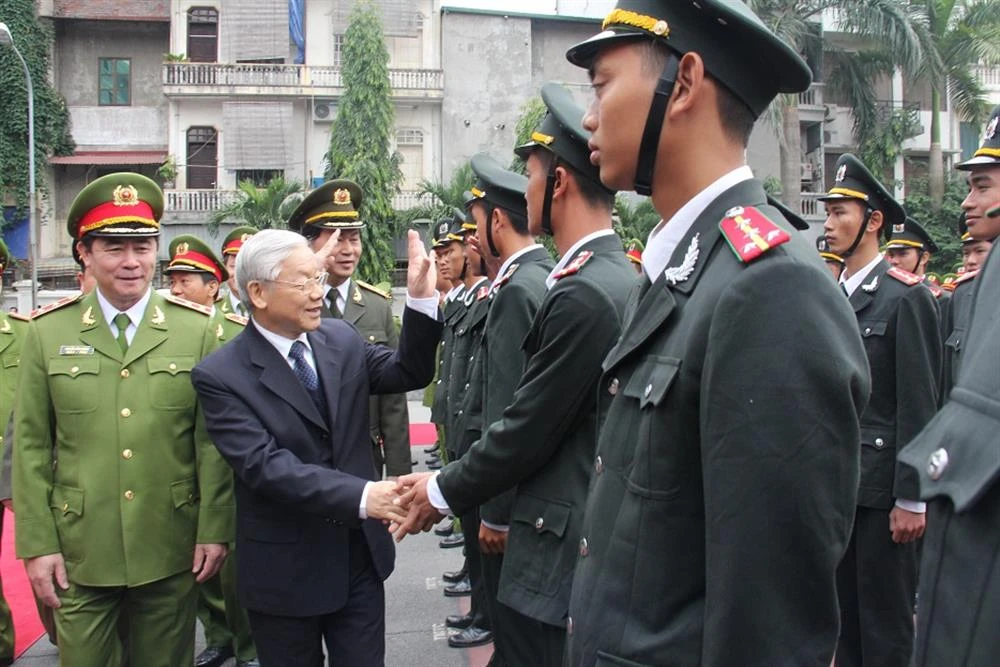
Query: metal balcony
164 189 429 215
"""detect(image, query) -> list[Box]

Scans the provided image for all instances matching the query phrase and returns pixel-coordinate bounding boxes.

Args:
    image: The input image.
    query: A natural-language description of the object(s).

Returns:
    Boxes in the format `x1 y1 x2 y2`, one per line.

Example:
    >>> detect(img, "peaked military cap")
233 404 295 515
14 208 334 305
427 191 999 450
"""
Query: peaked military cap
445 217 465 242
286 179 364 234
67 172 163 241
625 238 644 265
566 0 812 118
956 104 1000 170
165 235 229 283
452 206 474 233
885 217 939 254
467 153 529 219
766 194 810 231
957 212 973 244
816 236 845 265
819 153 905 226
0 238 12 272
514 82 606 188
221 225 259 256
431 219 455 249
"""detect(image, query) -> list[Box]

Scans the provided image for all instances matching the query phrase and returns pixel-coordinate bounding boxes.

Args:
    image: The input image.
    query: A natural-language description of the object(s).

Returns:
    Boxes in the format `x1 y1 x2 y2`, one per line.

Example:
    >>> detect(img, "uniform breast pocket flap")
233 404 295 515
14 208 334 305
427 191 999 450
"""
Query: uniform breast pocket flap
147 356 196 410
945 329 962 352
170 478 199 509
624 356 681 409
860 320 888 338
511 494 572 539
47 357 101 413
2 353 20 369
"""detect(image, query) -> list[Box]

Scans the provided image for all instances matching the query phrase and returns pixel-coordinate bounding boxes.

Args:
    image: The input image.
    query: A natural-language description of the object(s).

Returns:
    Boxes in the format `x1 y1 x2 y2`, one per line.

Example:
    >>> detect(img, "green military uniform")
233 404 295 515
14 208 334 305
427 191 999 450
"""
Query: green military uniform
437 82 636 667
164 236 257 666
941 214 984 402
562 4 873 665
13 174 235 667
0 238 29 664
819 154 942 667
287 179 412 478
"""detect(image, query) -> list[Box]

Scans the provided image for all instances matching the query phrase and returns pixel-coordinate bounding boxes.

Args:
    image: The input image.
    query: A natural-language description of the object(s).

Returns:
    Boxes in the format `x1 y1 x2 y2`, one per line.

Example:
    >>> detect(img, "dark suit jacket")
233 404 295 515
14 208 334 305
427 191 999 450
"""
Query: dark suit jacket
900 245 1000 667
191 308 441 617
567 180 871 667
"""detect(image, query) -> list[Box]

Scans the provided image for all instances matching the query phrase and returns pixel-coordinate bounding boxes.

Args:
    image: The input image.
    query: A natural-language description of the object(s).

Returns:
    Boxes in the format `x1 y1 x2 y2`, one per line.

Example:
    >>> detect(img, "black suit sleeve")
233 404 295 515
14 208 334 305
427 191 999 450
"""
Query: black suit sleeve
364 306 442 396
438 283 619 514
191 366 368 521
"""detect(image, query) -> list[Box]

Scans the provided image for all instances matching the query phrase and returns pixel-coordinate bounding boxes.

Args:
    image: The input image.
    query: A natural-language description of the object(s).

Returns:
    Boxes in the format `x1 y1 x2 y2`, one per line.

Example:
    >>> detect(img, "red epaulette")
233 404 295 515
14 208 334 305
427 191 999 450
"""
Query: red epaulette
886 266 922 286
163 293 213 315
719 206 790 263
953 270 979 287
7 311 31 322
552 251 594 281
31 294 84 319
924 281 944 298
492 263 520 290
225 312 248 326
476 285 490 301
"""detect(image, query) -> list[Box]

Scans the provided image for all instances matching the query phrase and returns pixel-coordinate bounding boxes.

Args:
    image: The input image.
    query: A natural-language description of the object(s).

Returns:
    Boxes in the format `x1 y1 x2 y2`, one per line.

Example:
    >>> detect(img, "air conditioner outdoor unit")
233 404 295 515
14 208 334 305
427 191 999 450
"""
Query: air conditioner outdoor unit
312 100 337 122
800 162 814 181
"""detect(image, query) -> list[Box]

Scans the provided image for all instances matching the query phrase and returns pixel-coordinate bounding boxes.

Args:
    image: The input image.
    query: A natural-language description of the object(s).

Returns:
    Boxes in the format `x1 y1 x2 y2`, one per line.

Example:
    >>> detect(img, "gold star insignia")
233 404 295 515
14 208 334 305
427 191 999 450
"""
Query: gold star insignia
333 188 352 205
113 184 140 207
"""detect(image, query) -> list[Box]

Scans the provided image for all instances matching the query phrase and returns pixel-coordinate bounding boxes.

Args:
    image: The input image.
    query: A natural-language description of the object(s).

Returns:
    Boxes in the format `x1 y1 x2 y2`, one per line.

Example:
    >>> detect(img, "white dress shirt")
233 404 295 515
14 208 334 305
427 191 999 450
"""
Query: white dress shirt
228 290 244 315
95 287 152 346
323 279 351 315
545 229 616 290
839 253 925 513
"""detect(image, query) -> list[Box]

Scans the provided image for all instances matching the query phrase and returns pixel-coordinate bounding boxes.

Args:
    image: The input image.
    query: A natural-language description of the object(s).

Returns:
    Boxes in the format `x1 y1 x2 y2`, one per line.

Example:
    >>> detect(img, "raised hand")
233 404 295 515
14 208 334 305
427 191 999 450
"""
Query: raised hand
314 228 341 269
406 230 437 299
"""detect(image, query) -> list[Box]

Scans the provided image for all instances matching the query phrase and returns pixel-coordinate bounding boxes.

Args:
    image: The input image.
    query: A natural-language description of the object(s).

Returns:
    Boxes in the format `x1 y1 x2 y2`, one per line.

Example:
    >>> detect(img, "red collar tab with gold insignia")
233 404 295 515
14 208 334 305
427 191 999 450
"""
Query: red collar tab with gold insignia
553 251 594 281
886 266 922 286
476 285 490 301
954 269 979 287
492 263 520 291
719 206 790 263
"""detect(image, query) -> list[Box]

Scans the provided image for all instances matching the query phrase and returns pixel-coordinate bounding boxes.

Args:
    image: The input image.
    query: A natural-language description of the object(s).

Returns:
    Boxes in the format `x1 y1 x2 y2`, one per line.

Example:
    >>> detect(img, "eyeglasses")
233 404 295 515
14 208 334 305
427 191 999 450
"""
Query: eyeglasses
265 272 329 293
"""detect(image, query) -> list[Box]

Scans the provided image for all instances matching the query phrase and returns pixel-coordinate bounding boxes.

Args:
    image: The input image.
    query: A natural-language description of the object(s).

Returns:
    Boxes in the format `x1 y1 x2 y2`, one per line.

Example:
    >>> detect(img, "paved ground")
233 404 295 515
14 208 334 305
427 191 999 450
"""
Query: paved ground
14 401 492 667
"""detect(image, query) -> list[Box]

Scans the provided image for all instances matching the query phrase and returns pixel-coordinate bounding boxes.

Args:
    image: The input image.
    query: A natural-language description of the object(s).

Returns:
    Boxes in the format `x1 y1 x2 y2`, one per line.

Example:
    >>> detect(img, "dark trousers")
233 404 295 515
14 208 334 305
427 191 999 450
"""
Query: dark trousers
480 548 557 667
459 507 490 630
247 531 385 667
836 506 917 667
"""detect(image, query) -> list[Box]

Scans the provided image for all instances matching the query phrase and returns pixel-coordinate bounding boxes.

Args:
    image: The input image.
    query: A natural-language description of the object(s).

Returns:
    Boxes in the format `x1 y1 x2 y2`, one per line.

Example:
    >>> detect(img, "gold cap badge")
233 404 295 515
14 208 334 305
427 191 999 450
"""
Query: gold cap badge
175 242 190 256
333 188 351 205
113 184 140 207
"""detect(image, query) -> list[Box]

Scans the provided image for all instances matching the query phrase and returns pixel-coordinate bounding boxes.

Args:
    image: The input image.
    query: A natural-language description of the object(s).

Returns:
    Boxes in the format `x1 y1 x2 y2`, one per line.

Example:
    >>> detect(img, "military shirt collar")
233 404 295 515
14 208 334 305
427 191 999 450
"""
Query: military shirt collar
228 289 242 312
491 243 546 294
840 252 884 297
95 286 151 330
546 229 615 289
324 278 351 308
642 165 753 282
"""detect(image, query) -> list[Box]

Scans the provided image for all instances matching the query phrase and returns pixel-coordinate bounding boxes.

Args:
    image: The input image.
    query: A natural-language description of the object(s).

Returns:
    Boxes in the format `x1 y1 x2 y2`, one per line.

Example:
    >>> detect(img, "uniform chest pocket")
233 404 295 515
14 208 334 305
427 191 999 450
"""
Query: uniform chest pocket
147 356 196 411
47 357 101 414
945 329 962 353
623 356 681 409
2 353 19 370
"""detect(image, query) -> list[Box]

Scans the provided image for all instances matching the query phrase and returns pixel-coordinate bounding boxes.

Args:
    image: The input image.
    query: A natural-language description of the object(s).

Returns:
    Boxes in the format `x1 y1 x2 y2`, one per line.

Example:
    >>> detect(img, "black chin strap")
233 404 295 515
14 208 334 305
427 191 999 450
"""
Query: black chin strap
541 158 559 236
634 53 680 196
484 206 501 258
841 207 873 259
459 257 468 281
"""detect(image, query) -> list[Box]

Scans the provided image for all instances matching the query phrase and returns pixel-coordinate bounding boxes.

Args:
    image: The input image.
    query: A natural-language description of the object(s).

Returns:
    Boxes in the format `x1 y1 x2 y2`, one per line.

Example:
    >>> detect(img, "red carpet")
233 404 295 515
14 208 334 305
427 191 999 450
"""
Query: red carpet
1 509 46 656
409 422 437 446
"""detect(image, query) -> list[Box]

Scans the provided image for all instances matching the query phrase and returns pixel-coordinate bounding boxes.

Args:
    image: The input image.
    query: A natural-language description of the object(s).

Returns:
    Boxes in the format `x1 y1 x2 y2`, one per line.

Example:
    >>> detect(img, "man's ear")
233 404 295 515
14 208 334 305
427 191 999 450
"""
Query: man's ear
552 164 571 201
867 209 884 235
247 281 268 311
667 51 706 119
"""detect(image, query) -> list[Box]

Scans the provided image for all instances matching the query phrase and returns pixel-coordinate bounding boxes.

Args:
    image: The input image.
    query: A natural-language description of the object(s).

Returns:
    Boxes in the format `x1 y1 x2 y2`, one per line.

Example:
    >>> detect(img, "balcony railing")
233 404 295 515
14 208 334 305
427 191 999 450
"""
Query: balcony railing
798 82 825 107
165 189 429 214
974 65 1000 90
800 192 827 220
163 63 443 95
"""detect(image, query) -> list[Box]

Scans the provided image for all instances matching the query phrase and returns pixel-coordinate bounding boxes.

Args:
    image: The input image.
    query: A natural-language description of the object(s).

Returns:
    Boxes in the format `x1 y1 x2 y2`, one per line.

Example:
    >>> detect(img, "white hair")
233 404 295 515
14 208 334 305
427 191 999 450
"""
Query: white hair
235 229 308 311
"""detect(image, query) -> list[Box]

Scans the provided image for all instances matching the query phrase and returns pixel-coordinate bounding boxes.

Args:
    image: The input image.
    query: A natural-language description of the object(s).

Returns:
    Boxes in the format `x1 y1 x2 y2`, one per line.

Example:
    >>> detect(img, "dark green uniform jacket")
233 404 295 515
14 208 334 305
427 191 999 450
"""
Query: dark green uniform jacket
437 233 634 626
848 260 942 509
322 280 412 477
567 180 871 667
447 277 490 456
939 271 977 402
430 288 467 431
899 245 1000 667
476 246 553 526
13 290 235 587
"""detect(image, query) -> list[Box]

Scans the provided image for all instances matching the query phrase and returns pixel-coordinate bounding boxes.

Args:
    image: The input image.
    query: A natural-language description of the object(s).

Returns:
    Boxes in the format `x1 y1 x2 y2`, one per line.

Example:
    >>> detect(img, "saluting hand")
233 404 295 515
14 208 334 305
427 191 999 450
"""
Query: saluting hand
467 235 501 280
406 230 437 299
193 543 228 583
313 228 341 270
389 472 443 542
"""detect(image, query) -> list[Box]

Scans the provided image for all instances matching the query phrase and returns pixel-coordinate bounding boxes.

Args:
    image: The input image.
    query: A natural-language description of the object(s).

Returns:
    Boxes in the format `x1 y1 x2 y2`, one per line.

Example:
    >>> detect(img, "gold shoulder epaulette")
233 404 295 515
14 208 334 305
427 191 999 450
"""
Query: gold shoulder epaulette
356 280 392 300
163 293 213 316
224 312 248 326
32 294 85 319
7 311 31 322
887 266 922 286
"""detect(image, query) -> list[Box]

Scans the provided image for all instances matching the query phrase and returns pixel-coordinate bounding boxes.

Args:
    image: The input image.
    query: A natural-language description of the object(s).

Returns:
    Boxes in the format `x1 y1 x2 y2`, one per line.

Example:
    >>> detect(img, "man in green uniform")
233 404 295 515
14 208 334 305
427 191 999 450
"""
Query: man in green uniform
898 106 1000 667
820 153 942 667
395 83 635 666
164 236 258 667
518 2 871 664
287 181 412 479
218 226 258 316
13 173 234 667
0 239 29 667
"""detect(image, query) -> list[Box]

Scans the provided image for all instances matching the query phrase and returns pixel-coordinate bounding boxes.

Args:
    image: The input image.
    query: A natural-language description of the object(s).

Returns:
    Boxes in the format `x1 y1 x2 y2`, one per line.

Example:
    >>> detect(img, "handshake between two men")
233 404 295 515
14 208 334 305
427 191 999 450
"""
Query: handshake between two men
364 473 453 541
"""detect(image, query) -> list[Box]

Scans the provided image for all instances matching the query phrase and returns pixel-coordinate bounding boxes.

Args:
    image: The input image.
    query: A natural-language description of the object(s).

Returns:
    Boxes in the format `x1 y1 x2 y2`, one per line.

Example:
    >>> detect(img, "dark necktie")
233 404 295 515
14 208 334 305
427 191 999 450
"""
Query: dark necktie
288 340 319 392
328 292 342 319
114 313 131 352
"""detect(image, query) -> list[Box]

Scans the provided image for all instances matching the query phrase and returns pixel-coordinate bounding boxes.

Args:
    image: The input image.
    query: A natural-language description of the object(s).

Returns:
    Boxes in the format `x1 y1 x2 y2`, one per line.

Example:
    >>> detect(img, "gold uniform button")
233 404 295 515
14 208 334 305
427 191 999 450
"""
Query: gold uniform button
120 408 132 418
124 490 135 501
122 449 133 460
0 436 4 445
168 363 177 371
369 335 376 342
62 503 69 512
120 369 130 378
70 365 80 374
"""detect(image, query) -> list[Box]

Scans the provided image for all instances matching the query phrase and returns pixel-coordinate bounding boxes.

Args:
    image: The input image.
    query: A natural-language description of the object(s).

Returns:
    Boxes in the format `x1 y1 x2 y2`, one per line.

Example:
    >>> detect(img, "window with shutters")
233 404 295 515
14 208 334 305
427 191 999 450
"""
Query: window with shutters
396 129 424 190
187 7 219 63
98 58 131 106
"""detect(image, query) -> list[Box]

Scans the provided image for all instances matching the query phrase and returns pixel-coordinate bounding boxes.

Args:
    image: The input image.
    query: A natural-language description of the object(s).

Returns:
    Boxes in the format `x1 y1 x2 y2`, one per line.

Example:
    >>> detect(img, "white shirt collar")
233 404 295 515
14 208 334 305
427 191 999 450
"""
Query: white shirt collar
251 317 311 361
840 252 885 297
445 283 465 302
95 287 152 329
642 165 754 281
491 243 546 293
324 278 351 306
546 229 615 289
228 289 242 312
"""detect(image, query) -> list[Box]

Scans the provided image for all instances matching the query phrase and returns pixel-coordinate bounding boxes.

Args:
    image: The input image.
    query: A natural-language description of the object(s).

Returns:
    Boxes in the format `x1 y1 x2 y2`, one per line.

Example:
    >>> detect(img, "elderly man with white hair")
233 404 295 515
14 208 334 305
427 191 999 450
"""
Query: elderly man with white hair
191 228 441 666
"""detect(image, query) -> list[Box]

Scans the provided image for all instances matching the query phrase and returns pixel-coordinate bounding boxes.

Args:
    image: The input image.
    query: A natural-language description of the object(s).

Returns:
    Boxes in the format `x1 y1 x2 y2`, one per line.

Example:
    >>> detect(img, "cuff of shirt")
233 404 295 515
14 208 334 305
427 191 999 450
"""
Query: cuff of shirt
406 293 441 320
894 499 926 513
359 481 372 520
480 520 509 532
427 473 452 514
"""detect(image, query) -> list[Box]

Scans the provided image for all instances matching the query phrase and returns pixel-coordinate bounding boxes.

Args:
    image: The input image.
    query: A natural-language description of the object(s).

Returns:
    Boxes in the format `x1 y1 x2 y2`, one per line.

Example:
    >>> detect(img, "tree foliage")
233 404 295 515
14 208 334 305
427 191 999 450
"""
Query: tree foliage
903 174 968 274
324 0 403 285
208 177 306 232
0 0 74 224
857 105 921 187
509 96 546 175
613 196 660 246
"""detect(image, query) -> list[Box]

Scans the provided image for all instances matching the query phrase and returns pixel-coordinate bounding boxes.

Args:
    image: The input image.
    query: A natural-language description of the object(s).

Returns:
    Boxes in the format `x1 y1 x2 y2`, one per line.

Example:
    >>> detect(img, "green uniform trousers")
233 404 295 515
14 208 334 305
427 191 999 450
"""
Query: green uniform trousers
0 511 13 661
196 547 255 661
53 569 197 667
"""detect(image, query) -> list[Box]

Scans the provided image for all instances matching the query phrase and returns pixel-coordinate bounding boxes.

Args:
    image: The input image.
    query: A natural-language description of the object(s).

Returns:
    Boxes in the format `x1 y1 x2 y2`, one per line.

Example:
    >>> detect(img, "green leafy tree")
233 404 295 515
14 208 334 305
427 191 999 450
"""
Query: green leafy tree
0 0 74 224
613 196 660 245
324 0 403 285
903 175 968 274
509 96 546 175
208 177 306 232
857 105 922 186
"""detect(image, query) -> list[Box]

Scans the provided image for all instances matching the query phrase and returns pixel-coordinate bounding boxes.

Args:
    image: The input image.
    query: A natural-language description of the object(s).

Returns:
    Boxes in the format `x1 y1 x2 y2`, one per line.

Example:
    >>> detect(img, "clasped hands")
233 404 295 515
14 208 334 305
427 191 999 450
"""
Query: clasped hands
364 473 443 542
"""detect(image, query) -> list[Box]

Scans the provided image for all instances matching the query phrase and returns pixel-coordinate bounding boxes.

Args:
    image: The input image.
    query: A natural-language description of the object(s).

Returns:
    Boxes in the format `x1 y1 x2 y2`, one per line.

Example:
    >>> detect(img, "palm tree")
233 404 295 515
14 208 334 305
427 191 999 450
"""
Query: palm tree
748 0 927 213
908 0 1000 209
208 177 306 233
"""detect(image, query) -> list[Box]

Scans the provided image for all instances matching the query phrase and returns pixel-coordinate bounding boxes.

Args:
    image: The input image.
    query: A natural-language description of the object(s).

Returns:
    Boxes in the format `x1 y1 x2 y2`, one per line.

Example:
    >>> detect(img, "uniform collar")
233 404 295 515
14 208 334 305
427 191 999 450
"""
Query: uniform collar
642 165 754 282
491 243 546 294
95 287 151 328
840 252 884 297
546 229 615 289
